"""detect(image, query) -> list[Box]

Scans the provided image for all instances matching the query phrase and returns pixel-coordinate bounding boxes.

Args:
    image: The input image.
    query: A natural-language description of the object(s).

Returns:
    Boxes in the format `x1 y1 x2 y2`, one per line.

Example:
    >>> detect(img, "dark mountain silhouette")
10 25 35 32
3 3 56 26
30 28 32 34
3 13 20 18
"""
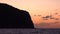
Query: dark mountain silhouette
0 3 34 28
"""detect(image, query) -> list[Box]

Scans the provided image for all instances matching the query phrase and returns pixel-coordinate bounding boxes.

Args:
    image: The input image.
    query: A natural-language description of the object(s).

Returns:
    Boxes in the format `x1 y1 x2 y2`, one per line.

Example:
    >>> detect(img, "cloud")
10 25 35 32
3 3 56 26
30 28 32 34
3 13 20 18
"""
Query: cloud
50 17 54 19
55 13 58 15
38 23 50 26
54 18 59 20
42 15 52 20
54 22 59 24
38 15 41 16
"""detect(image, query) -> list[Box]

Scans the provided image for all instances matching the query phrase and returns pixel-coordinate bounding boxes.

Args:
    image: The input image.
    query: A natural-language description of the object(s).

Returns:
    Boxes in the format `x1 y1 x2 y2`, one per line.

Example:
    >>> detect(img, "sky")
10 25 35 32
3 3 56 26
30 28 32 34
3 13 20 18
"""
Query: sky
0 0 60 28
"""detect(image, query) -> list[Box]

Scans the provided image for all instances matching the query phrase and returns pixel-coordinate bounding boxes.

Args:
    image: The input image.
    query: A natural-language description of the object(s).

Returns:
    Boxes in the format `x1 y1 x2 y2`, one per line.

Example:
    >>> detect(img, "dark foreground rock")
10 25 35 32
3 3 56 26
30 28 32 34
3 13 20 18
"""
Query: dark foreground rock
0 3 34 28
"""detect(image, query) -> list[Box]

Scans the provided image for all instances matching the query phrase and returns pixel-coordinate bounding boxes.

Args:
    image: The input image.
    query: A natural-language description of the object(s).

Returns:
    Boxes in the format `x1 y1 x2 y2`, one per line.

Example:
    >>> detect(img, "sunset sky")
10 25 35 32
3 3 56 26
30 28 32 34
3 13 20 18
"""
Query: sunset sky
0 0 60 28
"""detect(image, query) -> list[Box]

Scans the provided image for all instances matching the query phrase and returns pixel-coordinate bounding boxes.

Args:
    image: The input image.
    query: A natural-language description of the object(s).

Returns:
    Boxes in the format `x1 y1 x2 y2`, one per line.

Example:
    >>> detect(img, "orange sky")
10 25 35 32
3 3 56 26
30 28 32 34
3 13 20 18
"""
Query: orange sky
0 0 60 28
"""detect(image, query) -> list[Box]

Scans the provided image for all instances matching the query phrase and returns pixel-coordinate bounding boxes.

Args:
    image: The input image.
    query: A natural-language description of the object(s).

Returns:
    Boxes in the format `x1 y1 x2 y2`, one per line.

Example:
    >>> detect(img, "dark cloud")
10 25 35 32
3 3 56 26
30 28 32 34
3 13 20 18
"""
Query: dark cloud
42 15 52 20
38 15 41 16
50 17 54 19
42 18 48 20
55 13 58 15
34 15 36 16
54 22 59 23
42 16 51 18
34 15 41 16
39 23 50 26
55 18 59 20
59 15 60 16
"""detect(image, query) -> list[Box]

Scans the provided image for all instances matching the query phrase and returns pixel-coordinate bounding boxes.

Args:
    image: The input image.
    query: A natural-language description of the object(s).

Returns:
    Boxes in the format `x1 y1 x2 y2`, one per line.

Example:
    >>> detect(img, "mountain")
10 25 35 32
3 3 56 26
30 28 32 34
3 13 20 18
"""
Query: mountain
0 3 34 28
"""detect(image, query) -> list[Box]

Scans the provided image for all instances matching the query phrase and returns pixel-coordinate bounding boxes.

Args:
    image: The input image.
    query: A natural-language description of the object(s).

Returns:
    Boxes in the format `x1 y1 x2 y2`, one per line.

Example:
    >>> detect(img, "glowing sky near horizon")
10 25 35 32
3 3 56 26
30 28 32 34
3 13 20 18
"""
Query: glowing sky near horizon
0 0 60 28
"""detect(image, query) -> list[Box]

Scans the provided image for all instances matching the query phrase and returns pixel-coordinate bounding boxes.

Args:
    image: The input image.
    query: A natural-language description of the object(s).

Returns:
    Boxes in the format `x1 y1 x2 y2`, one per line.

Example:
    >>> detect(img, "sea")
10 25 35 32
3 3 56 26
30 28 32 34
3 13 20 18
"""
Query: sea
0 28 60 34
